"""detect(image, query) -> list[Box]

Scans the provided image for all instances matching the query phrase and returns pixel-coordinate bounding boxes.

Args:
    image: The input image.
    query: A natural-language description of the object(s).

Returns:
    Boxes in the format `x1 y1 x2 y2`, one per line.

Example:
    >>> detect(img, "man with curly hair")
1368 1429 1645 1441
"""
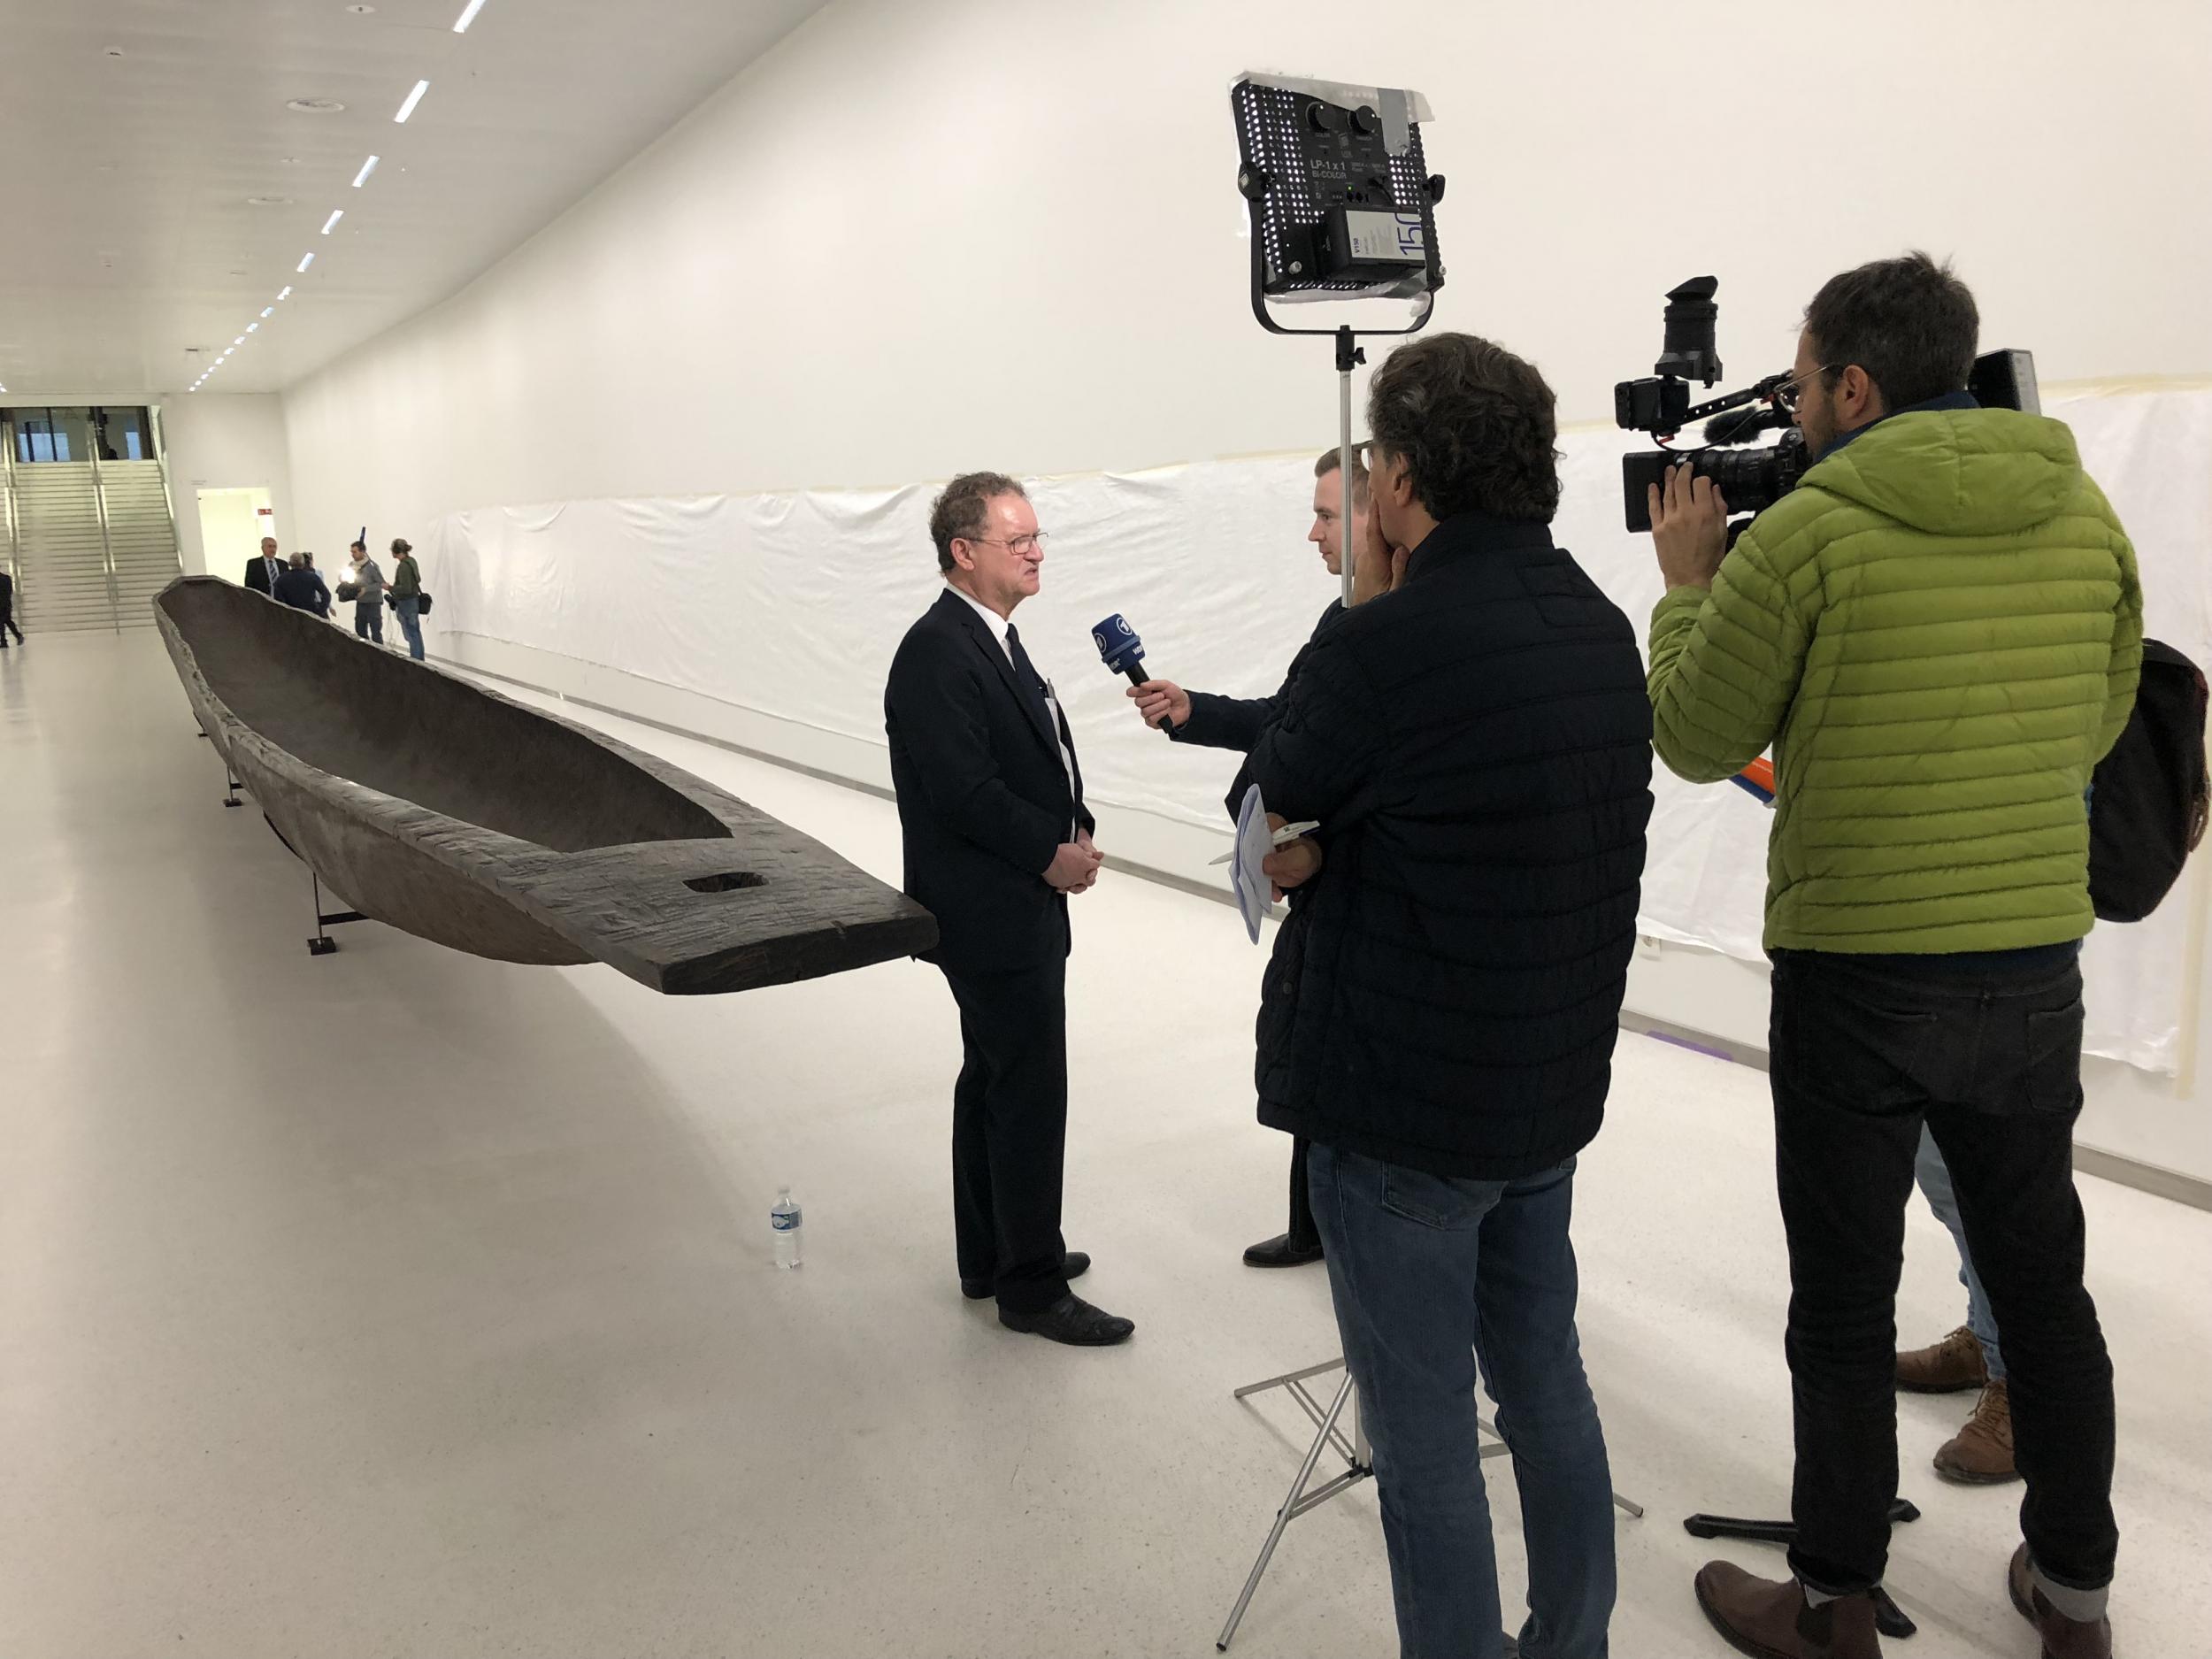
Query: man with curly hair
1244 334 1654 1655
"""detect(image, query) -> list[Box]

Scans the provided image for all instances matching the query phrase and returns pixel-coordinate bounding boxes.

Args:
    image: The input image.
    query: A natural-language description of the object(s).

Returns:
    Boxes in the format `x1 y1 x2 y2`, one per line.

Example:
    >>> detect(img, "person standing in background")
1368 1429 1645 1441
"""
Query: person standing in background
1124 443 1371 1271
244 536 285 598
0 566 22 646
348 541 387 646
388 538 426 661
273 552 331 618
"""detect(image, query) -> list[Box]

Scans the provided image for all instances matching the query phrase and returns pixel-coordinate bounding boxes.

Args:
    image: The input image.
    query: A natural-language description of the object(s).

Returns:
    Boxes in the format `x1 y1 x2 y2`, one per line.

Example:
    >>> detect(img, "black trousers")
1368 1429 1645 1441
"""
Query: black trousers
942 961 1071 1315
0 603 19 643
1769 948 2116 1599
1286 1135 1318 1247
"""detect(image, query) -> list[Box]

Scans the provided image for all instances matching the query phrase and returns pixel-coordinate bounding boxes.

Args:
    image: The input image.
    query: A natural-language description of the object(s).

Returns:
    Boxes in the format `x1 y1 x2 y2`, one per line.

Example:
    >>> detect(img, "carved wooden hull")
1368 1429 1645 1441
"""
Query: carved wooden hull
154 576 936 993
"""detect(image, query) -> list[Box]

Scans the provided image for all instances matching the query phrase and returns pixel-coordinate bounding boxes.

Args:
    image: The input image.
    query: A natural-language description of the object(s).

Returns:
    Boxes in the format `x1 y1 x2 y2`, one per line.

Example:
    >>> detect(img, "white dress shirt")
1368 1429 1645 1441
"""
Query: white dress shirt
948 583 1080 839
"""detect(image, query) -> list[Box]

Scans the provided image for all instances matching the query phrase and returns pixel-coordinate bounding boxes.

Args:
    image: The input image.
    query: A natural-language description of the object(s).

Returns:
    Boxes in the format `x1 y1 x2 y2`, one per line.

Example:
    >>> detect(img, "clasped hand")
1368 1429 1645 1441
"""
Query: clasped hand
1046 828 1103 894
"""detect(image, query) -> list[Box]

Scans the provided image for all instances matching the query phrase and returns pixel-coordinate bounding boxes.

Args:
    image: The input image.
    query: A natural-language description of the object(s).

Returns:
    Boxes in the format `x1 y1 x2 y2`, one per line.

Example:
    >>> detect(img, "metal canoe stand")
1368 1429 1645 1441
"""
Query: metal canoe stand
1217 1356 1646 1651
307 871 366 956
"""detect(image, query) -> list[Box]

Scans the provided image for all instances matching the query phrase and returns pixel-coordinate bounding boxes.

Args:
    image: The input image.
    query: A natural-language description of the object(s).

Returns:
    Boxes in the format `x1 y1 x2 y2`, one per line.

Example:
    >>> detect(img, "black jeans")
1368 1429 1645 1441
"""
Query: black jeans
1769 948 2116 1598
941 962 1071 1315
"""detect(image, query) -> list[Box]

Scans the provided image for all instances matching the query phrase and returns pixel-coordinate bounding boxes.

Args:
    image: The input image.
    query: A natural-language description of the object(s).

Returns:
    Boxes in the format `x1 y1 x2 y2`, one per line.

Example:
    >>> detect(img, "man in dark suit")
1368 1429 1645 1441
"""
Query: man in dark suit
243 537 286 597
1124 444 1366 1270
272 553 331 618
884 472 1133 1348
0 566 21 646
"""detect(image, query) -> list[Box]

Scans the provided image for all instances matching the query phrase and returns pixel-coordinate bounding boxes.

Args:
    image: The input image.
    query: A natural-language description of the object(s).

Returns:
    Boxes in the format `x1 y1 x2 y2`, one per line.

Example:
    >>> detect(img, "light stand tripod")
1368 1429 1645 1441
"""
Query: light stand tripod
1217 1356 1646 1651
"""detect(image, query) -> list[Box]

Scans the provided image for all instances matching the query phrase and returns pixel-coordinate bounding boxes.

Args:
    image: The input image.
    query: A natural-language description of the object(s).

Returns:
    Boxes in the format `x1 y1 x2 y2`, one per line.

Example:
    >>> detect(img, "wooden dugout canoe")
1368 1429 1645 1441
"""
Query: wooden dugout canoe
154 576 936 992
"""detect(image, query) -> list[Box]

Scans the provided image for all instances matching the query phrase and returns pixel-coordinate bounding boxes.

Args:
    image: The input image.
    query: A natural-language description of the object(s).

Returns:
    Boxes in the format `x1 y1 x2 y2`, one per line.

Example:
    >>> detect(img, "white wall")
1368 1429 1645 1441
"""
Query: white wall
283 0 2212 549
277 0 2212 1187
158 395 296 577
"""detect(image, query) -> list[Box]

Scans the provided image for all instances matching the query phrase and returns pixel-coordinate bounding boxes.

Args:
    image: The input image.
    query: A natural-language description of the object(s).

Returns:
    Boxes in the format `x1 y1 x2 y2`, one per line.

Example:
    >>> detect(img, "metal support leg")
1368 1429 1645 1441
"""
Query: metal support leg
1218 1370 1363 1651
308 872 367 956
1219 1357 1644 1649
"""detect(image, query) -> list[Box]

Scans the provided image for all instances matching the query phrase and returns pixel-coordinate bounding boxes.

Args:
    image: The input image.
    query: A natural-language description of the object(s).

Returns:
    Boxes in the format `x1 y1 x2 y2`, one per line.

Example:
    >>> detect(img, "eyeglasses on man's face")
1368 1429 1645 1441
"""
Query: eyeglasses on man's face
959 532 1050 557
1774 365 1839 414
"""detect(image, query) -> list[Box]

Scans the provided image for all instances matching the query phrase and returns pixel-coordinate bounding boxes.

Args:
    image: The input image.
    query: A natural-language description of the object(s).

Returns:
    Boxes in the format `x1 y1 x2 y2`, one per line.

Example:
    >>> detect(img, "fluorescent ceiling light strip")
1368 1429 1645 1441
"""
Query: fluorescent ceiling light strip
261 307 274 318
353 154 380 188
297 251 316 273
234 336 245 346
278 286 293 300
322 209 344 234
395 80 429 123
248 323 259 333
452 0 488 30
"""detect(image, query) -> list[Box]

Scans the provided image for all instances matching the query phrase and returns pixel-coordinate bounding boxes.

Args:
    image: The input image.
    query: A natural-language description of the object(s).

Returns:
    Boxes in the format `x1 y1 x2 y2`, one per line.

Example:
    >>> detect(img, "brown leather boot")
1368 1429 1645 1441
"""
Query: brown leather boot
1934 1379 2020 1484
2008 1543 2112 1658
1694 1561 1881 1658
1896 1324 1986 1394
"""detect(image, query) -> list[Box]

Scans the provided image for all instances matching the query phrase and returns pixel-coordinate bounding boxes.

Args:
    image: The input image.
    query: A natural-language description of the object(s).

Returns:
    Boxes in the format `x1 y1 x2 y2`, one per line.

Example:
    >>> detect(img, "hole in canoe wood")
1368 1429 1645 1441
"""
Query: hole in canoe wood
685 872 766 894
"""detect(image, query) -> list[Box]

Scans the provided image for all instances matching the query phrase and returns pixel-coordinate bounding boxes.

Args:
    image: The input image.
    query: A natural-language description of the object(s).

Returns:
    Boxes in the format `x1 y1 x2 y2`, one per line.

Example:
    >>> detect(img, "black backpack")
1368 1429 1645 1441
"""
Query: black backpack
2090 639 2210 923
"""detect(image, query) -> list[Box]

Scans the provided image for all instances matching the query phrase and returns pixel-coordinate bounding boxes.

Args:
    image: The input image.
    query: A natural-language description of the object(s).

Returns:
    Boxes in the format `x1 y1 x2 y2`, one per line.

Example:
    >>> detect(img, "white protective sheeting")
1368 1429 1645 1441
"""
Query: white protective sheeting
428 387 2212 1072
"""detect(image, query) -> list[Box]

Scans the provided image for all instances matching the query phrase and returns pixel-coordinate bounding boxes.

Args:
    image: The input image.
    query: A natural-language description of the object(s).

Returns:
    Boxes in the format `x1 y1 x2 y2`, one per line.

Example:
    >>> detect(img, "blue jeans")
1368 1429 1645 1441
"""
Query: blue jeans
1914 1127 2006 1381
1308 1143 1615 1659
394 595 425 661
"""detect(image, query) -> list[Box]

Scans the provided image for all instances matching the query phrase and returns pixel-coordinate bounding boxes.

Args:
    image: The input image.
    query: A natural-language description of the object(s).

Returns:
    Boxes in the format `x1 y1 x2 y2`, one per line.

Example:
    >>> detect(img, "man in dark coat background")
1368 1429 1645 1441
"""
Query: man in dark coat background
243 536 285 597
1247 334 1654 1656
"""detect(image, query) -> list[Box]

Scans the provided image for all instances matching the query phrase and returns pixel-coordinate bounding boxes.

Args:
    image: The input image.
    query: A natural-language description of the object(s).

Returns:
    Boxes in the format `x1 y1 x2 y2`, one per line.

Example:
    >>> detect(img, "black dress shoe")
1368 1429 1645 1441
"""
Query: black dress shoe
1243 1232 1325 1269
998 1293 1134 1347
961 1251 1089 1302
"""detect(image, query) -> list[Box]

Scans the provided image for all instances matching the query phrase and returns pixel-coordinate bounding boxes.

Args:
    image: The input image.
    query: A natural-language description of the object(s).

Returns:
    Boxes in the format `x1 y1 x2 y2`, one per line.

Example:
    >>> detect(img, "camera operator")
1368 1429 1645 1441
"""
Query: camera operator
1124 444 1367 1271
1644 253 2142 1659
1247 334 1653 1657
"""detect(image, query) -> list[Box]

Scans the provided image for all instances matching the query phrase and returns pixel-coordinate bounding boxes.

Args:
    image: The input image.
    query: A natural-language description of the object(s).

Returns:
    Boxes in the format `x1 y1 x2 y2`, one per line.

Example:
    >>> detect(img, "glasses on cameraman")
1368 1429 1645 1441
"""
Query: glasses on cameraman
959 532 1051 557
1774 365 1839 415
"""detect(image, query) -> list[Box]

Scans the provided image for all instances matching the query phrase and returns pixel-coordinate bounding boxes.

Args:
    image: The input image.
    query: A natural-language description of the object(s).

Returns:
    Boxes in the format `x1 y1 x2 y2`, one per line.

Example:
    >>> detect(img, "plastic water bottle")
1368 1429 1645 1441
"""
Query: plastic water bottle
771 1186 803 1270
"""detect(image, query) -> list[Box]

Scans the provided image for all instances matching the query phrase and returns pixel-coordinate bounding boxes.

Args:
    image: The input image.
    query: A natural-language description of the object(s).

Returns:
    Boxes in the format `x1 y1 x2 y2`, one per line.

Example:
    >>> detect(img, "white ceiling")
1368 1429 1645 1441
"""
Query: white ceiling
0 0 829 400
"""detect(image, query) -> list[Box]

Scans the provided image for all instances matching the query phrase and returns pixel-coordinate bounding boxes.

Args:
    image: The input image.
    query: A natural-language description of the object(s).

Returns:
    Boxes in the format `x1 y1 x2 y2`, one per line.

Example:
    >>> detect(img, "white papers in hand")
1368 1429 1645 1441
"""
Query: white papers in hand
1231 783 1273 944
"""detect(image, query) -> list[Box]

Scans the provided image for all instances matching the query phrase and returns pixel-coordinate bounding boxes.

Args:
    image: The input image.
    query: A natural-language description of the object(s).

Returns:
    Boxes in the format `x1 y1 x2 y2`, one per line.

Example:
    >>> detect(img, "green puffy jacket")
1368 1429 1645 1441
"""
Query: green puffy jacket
1647 407 2143 954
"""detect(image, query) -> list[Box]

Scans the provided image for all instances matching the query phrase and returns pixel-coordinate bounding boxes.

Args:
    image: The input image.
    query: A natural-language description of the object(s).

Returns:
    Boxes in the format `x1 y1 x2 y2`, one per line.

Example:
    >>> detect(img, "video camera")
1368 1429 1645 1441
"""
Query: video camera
1614 275 2039 533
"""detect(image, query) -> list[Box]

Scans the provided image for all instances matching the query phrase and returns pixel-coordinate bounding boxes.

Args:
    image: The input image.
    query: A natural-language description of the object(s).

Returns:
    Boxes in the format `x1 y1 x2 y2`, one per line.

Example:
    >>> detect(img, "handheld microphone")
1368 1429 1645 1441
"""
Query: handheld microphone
1092 613 1176 738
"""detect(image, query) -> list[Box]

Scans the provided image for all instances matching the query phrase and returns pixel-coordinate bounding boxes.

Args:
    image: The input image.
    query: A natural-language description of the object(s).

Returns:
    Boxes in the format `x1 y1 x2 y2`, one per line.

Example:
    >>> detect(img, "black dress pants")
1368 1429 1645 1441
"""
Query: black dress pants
1768 947 2116 1600
942 961 1071 1315
1286 1135 1318 1247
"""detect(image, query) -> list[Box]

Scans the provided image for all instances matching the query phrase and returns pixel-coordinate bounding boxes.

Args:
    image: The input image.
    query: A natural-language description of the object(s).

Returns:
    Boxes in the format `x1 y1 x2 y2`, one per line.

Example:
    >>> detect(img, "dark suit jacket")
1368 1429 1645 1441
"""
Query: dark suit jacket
244 556 285 596
885 588 1094 975
0 570 12 612
273 566 331 617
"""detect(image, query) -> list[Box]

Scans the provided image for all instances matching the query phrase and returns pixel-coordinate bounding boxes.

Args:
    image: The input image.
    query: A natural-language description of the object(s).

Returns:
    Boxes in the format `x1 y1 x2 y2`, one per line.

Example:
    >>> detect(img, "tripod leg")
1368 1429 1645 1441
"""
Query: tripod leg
308 872 339 956
1218 1371 1357 1651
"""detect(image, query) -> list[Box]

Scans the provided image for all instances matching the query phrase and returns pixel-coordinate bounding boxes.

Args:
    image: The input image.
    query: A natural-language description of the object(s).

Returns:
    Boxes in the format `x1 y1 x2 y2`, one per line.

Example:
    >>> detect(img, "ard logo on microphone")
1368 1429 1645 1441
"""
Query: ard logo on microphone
1092 614 1135 657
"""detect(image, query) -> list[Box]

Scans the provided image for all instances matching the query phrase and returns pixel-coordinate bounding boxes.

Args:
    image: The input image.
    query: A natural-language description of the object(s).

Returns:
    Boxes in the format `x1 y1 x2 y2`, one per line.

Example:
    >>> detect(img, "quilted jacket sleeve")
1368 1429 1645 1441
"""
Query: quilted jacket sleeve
2097 530 2146 763
1647 525 1813 785
1246 628 1384 832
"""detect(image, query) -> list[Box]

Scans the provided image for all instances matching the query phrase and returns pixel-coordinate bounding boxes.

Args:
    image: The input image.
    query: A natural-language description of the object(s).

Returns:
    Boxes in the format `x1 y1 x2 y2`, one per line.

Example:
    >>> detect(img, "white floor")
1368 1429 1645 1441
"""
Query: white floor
3 630 2208 1659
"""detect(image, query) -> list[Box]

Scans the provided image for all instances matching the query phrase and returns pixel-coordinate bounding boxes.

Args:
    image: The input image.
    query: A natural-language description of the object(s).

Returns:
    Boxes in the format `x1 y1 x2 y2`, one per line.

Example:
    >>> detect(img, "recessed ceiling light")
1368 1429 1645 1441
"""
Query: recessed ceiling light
286 97 347 115
247 323 259 333
321 209 344 234
394 80 429 123
234 336 245 346
246 195 294 207
352 155 380 188
261 307 274 318
278 286 293 300
296 251 316 272
452 0 489 31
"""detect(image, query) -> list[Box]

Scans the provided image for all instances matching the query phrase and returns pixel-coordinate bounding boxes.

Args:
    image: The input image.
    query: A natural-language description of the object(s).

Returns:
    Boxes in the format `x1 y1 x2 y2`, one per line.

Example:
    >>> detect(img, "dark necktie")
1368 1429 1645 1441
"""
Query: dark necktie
1004 625 1048 716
